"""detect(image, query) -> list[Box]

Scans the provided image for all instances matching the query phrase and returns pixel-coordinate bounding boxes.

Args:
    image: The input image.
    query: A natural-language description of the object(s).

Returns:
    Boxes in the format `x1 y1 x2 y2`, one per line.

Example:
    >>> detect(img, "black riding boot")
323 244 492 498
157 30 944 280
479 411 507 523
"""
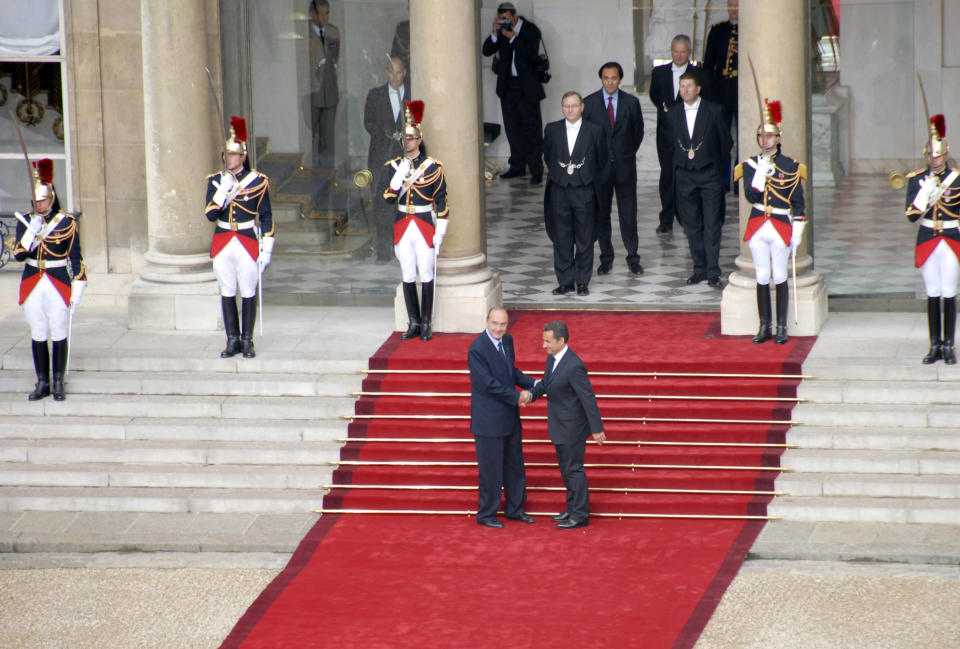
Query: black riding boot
774 282 789 345
419 281 434 341
220 296 241 358
51 338 68 401
942 297 956 365
240 296 257 358
401 282 421 339
922 296 942 364
752 283 772 344
28 340 50 401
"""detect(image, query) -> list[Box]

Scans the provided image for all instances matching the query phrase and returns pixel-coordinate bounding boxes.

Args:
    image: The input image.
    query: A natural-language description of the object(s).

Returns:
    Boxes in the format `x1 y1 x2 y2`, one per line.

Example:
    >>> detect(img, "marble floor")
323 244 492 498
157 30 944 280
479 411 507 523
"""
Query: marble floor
265 172 920 309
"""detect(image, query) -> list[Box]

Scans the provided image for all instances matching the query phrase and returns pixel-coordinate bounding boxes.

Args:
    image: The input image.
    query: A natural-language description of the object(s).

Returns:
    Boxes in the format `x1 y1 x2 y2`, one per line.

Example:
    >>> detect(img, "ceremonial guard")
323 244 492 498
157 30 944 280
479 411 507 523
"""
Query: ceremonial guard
905 114 960 364
13 159 87 401
205 116 274 359
734 99 806 345
383 100 449 342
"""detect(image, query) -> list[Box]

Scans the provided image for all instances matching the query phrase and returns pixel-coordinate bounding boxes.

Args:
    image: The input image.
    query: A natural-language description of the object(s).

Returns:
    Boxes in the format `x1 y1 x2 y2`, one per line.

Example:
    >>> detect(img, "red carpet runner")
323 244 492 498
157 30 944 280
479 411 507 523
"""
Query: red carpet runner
221 311 815 649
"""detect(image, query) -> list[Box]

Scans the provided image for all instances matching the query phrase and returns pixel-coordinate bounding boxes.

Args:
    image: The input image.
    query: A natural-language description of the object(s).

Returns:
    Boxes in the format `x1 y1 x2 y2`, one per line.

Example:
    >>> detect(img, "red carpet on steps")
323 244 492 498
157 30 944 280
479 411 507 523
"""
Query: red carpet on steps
220 311 815 649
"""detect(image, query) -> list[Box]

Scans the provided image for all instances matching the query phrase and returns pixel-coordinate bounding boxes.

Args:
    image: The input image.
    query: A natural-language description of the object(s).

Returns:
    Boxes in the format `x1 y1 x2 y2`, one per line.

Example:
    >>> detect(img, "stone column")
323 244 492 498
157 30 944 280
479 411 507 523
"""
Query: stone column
128 0 222 330
720 0 828 336
395 0 500 333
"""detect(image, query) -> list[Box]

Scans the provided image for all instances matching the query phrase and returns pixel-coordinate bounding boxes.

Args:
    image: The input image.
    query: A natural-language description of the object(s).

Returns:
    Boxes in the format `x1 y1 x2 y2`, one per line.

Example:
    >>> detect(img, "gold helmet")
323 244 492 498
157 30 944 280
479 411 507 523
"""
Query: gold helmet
32 158 54 202
225 115 248 155
756 98 782 137
403 100 424 139
926 114 948 157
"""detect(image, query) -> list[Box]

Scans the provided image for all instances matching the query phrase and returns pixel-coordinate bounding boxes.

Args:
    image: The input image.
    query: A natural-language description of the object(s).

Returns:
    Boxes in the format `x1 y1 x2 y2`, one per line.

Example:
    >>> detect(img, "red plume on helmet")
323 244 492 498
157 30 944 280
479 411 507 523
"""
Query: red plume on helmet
766 99 782 125
405 100 425 125
33 158 54 185
230 116 248 144
932 114 946 139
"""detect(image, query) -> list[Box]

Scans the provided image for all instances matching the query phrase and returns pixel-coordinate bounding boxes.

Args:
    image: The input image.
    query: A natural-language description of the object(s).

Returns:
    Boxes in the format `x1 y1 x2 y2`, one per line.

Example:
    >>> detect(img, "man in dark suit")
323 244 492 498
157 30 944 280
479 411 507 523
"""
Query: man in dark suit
527 321 605 529
481 2 546 184
468 307 538 529
667 70 732 288
309 0 340 169
542 91 608 296
703 0 739 192
583 61 644 276
649 34 698 234
364 57 407 263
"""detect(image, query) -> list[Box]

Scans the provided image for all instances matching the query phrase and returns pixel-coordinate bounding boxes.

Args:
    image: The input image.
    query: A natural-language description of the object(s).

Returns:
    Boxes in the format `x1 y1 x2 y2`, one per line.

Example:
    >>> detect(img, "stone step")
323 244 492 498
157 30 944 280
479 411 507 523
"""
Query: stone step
0 393 356 420
781 448 960 475
0 486 327 513
0 370 361 398
797 379 960 405
768 496 960 524
791 402 952 428
776 472 960 499
0 462 335 490
0 439 342 466
800 360 948 382
0 416 346 442
788 426 960 452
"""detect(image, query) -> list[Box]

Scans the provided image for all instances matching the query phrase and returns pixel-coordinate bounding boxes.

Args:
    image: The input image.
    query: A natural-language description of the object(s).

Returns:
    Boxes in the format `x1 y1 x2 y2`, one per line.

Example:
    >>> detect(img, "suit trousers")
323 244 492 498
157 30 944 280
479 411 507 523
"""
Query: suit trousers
551 184 596 288
675 166 724 279
554 438 589 521
474 430 527 521
500 80 543 177
312 103 337 168
596 178 639 267
655 125 676 229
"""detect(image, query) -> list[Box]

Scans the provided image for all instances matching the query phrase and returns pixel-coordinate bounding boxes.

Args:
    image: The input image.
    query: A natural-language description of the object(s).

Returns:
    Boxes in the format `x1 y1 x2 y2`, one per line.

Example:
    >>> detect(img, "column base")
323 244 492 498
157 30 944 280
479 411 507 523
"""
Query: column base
720 270 828 336
128 250 221 330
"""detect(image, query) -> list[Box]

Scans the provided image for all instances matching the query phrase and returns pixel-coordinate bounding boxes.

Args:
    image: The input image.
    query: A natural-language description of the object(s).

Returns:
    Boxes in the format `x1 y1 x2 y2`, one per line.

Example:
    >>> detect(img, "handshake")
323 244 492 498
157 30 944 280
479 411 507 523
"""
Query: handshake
518 390 533 407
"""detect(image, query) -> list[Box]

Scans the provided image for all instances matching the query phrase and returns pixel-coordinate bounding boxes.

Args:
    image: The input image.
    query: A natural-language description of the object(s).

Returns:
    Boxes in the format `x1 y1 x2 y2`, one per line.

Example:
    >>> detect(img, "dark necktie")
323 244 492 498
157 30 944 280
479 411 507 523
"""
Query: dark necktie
497 341 508 365
607 97 615 130
320 29 325 47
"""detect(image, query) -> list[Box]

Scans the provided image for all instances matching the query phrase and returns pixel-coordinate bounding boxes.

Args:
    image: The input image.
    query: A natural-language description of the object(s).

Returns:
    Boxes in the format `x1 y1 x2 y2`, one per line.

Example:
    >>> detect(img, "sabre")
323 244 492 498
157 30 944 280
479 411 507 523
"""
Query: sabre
747 55 765 136
10 107 37 209
66 308 73 378
791 245 799 325
204 66 227 145
257 226 264 337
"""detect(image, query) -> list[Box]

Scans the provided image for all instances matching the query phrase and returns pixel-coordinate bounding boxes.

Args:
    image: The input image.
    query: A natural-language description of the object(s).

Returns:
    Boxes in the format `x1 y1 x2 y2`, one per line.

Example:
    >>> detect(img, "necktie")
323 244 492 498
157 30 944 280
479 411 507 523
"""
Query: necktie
497 341 508 365
607 97 615 130
320 28 325 47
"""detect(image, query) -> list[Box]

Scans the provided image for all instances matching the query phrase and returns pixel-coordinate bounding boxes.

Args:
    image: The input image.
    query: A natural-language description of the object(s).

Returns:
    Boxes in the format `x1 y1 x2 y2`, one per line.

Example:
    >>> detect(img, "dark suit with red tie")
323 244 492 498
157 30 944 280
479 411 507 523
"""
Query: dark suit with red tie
650 62 700 231
583 88 644 271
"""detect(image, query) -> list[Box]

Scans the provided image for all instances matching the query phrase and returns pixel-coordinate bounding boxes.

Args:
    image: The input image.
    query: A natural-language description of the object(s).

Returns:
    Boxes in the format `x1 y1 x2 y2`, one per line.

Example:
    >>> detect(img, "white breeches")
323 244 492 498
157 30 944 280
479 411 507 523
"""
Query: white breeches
213 237 259 298
23 274 69 342
395 221 435 283
921 240 960 298
748 220 790 286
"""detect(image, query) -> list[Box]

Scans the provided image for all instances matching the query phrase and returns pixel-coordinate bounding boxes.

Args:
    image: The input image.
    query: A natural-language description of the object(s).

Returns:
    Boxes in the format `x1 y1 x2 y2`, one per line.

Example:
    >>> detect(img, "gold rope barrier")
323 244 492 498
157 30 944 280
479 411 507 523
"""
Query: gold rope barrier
328 460 789 472
359 368 814 379
320 484 786 496
334 437 797 449
312 508 780 521
343 414 800 425
350 390 804 403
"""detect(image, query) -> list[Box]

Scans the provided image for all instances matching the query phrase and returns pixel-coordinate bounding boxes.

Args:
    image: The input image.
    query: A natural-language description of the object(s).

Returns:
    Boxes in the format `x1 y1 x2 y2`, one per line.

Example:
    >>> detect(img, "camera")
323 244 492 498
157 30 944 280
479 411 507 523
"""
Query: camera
498 20 512 30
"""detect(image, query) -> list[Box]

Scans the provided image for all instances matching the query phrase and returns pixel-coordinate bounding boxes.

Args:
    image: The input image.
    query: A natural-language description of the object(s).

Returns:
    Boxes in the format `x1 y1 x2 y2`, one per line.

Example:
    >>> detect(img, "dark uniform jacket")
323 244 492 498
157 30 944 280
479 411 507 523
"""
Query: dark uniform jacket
736 151 806 245
582 88 644 185
702 20 738 115
14 209 86 306
542 119 607 243
481 17 546 104
382 151 448 246
666 98 731 173
905 166 960 267
205 169 273 260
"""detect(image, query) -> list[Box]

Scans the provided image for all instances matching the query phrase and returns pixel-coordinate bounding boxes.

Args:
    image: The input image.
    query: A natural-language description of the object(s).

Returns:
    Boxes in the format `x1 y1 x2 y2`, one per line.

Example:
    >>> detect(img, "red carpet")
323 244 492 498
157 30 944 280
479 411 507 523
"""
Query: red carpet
221 311 815 649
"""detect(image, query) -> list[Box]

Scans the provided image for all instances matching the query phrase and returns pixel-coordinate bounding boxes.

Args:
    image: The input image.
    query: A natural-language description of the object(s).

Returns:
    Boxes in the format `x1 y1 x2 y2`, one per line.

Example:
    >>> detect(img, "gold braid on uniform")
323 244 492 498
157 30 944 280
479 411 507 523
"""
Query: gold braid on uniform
764 162 802 207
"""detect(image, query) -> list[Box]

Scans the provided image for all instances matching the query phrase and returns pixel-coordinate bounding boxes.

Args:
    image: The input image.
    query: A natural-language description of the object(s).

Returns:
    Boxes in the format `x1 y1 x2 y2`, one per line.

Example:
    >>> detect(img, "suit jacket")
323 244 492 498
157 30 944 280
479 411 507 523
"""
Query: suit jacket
468 333 536 438
582 89 644 185
529 348 603 445
481 17 546 103
649 62 701 127
310 23 340 107
665 98 731 173
363 83 405 170
542 119 607 242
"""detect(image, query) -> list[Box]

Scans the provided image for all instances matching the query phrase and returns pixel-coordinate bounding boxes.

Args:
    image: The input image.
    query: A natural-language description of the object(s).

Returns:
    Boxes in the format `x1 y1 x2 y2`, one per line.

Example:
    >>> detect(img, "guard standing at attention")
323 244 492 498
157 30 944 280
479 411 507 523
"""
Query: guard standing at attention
383 100 449 342
735 99 806 345
205 116 274 359
13 159 87 401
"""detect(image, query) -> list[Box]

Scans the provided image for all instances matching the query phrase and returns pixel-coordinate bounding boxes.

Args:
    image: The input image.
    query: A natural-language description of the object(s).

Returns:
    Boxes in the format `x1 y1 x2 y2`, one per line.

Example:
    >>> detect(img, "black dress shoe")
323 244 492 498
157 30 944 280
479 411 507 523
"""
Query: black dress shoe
506 512 535 524
707 276 722 289
576 284 589 296
551 511 570 522
655 225 672 234
597 263 612 275
500 168 525 179
477 518 504 529
530 176 542 186
551 285 573 295
628 261 644 275
686 273 706 285
556 518 588 530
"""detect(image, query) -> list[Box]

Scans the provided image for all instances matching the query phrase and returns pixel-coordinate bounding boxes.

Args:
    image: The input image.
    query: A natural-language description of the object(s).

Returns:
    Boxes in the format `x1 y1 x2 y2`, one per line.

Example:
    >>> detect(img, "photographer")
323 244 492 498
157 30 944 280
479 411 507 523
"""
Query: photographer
481 2 546 185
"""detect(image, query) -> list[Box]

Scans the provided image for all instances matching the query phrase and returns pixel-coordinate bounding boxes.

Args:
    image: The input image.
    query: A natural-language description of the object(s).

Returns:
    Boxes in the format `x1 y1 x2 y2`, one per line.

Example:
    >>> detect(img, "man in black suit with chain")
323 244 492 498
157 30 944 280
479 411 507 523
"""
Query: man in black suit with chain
667 70 732 288
481 1 546 184
526 320 605 529
649 34 698 234
542 91 608 296
583 61 644 276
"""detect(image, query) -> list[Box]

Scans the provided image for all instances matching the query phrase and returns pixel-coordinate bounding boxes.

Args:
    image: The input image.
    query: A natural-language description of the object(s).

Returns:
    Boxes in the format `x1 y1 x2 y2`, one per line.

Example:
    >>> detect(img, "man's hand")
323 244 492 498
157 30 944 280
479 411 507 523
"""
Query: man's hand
259 236 274 271
518 390 532 407
70 279 86 315
591 431 606 445
791 220 806 251
28 215 43 235
433 219 448 248
389 158 412 191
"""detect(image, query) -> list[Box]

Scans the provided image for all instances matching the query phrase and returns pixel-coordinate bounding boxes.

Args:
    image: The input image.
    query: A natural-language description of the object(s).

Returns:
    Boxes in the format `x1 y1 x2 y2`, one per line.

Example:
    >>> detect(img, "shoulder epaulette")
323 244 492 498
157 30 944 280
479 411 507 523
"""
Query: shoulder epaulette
733 163 743 182
906 169 926 179
797 163 807 181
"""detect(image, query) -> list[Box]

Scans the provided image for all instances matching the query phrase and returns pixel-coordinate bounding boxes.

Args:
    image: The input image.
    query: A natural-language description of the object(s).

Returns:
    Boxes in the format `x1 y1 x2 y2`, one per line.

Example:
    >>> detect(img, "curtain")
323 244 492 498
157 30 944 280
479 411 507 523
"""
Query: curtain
0 0 60 56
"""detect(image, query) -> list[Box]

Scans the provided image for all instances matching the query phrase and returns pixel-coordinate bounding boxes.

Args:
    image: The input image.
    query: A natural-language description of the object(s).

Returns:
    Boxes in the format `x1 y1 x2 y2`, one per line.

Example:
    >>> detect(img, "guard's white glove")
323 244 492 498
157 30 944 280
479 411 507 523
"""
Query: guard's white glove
70 279 86 315
913 175 940 212
433 218 448 248
751 156 772 192
258 236 274 271
791 220 806 251
213 172 238 207
19 214 44 251
389 158 412 191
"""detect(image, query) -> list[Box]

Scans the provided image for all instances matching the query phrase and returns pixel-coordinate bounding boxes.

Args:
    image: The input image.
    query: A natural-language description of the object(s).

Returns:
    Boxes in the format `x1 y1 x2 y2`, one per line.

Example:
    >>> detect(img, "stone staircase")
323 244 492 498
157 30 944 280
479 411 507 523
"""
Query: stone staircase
770 356 960 524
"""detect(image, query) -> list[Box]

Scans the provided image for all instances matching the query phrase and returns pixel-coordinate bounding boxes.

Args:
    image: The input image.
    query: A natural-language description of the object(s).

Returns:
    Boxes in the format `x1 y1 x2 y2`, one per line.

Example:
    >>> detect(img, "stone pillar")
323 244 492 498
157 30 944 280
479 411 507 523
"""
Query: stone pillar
720 0 828 336
394 0 500 333
128 0 222 330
